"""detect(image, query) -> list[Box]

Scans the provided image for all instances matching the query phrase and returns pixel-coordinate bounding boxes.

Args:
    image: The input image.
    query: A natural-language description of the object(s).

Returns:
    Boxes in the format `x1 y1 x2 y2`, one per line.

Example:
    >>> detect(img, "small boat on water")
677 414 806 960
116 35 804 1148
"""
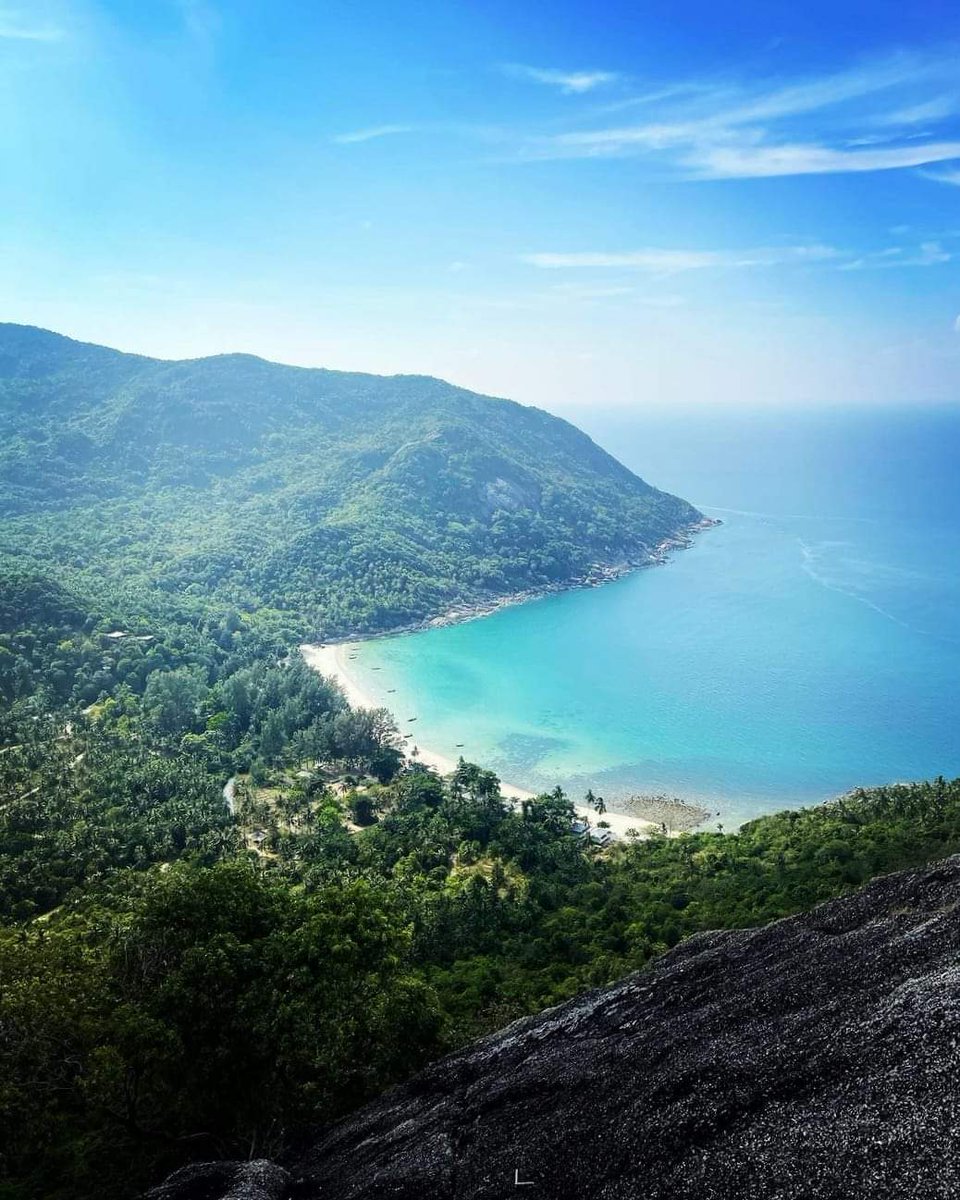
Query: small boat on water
387 688 396 693
407 717 418 722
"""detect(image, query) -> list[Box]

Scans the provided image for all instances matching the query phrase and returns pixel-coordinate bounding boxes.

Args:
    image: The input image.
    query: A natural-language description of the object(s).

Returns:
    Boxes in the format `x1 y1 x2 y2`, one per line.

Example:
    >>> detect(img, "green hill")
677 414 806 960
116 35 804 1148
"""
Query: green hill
4 324 960 1200
0 324 702 637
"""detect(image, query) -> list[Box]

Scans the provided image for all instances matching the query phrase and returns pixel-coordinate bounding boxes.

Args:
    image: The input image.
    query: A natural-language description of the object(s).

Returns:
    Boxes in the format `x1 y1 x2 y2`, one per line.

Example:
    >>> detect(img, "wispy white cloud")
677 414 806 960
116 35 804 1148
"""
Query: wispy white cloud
594 82 727 116
545 121 718 156
871 96 957 127
515 49 960 180
532 56 929 155
524 236 955 277
689 140 960 178
522 245 840 273
717 54 923 124
332 124 414 145
503 63 619 94
841 241 951 269
906 241 951 265
921 166 960 185
0 7 64 40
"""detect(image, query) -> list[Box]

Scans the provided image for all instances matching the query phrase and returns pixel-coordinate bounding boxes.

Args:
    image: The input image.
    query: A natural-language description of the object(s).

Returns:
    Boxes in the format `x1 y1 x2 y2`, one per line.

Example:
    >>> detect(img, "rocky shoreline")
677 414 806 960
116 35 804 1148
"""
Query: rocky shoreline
424 516 721 633
302 515 720 836
322 516 720 645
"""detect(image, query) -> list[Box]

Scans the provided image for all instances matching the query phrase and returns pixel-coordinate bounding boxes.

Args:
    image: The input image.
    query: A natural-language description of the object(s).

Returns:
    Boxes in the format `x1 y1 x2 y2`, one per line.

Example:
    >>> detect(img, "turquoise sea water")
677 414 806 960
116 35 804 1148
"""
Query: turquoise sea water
350 407 960 828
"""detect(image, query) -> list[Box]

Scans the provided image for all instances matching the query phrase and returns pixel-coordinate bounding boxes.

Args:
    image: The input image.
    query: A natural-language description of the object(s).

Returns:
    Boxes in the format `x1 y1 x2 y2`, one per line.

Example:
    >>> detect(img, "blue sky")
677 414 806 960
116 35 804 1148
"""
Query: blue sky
1 0 959 411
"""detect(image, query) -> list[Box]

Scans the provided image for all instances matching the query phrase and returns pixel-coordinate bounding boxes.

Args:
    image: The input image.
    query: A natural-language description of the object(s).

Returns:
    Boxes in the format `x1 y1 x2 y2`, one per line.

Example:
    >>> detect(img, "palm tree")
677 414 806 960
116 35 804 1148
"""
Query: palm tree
585 787 606 815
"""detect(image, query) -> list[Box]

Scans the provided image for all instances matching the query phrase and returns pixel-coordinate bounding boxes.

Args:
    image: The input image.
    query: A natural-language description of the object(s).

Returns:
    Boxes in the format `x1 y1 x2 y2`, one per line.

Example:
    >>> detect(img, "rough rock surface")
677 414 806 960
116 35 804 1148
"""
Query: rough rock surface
149 857 960 1199
146 1160 290 1200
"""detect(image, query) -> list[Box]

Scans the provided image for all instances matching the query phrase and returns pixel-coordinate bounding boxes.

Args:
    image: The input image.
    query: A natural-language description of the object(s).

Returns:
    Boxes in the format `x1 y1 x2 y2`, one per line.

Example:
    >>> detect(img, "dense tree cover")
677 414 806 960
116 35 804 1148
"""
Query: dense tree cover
3 732 960 1198
0 865 442 1199
0 565 302 712
0 637 399 922
0 324 701 638
3 569 959 1199
2 323 958 1200
0 715 233 921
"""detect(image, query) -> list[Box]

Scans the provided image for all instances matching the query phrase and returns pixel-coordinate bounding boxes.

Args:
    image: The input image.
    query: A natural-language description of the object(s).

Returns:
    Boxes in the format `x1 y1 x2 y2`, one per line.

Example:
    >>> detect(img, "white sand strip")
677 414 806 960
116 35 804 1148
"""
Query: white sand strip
301 641 656 838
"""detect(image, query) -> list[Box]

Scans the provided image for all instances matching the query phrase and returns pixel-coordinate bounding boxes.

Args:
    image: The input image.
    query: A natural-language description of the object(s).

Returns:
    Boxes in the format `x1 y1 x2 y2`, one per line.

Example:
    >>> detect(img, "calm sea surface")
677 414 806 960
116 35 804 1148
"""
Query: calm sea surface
351 407 960 828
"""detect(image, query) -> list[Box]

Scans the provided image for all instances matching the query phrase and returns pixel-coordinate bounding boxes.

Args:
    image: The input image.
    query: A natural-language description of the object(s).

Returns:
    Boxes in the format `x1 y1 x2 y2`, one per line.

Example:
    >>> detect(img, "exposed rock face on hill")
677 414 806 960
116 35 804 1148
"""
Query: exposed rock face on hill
149 856 960 1200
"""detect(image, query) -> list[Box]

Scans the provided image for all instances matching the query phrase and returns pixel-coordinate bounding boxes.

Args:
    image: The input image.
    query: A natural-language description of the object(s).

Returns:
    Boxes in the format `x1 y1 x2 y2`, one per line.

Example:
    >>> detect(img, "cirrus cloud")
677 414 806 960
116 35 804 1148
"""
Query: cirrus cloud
502 63 619 94
514 49 960 182
332 124 414 145
522 245 841 273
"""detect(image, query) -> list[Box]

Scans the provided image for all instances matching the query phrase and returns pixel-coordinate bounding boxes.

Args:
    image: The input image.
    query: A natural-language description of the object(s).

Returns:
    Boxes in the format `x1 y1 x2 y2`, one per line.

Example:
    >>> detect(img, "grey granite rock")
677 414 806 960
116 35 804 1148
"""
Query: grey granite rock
150 856 960 1200
145 1159 290 1200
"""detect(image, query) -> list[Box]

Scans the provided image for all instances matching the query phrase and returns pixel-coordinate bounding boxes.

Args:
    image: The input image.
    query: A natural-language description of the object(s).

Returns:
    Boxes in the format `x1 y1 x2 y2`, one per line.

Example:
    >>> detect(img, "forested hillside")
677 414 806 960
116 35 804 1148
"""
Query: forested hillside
4 707 960 1200
158 856 960 1200
2 324 958 1200
0 323 702 638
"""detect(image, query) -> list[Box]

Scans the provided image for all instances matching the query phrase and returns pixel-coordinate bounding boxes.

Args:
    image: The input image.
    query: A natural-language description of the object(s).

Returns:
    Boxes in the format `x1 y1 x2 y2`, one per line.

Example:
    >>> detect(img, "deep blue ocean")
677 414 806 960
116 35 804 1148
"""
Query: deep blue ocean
352 407 960 828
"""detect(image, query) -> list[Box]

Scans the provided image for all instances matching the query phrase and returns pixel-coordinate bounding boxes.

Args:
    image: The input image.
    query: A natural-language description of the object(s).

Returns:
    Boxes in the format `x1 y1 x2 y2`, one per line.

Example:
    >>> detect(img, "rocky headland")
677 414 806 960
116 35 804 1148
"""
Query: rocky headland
311 516 721 644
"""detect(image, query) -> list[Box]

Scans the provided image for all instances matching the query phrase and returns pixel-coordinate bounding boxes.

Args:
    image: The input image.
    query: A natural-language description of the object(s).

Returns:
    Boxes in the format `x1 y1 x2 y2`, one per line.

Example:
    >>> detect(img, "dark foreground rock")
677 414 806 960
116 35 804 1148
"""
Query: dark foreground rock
147 1160 290 1200
149 856 960 1200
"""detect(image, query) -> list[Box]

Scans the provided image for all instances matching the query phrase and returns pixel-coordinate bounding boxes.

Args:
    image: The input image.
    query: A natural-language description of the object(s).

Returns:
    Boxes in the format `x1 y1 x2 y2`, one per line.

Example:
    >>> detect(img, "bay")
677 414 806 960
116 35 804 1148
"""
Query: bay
348 406 960 828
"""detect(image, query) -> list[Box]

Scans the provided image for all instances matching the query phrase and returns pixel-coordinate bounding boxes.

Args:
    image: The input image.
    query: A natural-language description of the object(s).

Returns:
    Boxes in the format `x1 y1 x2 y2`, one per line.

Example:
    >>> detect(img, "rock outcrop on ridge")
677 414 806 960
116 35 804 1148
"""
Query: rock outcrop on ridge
149 855 960 1200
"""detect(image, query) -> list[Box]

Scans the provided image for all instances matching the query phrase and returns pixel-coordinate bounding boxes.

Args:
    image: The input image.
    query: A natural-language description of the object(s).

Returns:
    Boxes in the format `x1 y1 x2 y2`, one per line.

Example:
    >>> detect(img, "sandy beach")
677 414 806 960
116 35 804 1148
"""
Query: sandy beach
301 641 658 839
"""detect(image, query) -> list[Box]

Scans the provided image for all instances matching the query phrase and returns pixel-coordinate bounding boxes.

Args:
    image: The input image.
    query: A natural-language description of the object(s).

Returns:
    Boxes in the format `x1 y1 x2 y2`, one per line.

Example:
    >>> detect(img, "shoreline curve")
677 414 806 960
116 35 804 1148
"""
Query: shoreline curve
301 640 660 840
